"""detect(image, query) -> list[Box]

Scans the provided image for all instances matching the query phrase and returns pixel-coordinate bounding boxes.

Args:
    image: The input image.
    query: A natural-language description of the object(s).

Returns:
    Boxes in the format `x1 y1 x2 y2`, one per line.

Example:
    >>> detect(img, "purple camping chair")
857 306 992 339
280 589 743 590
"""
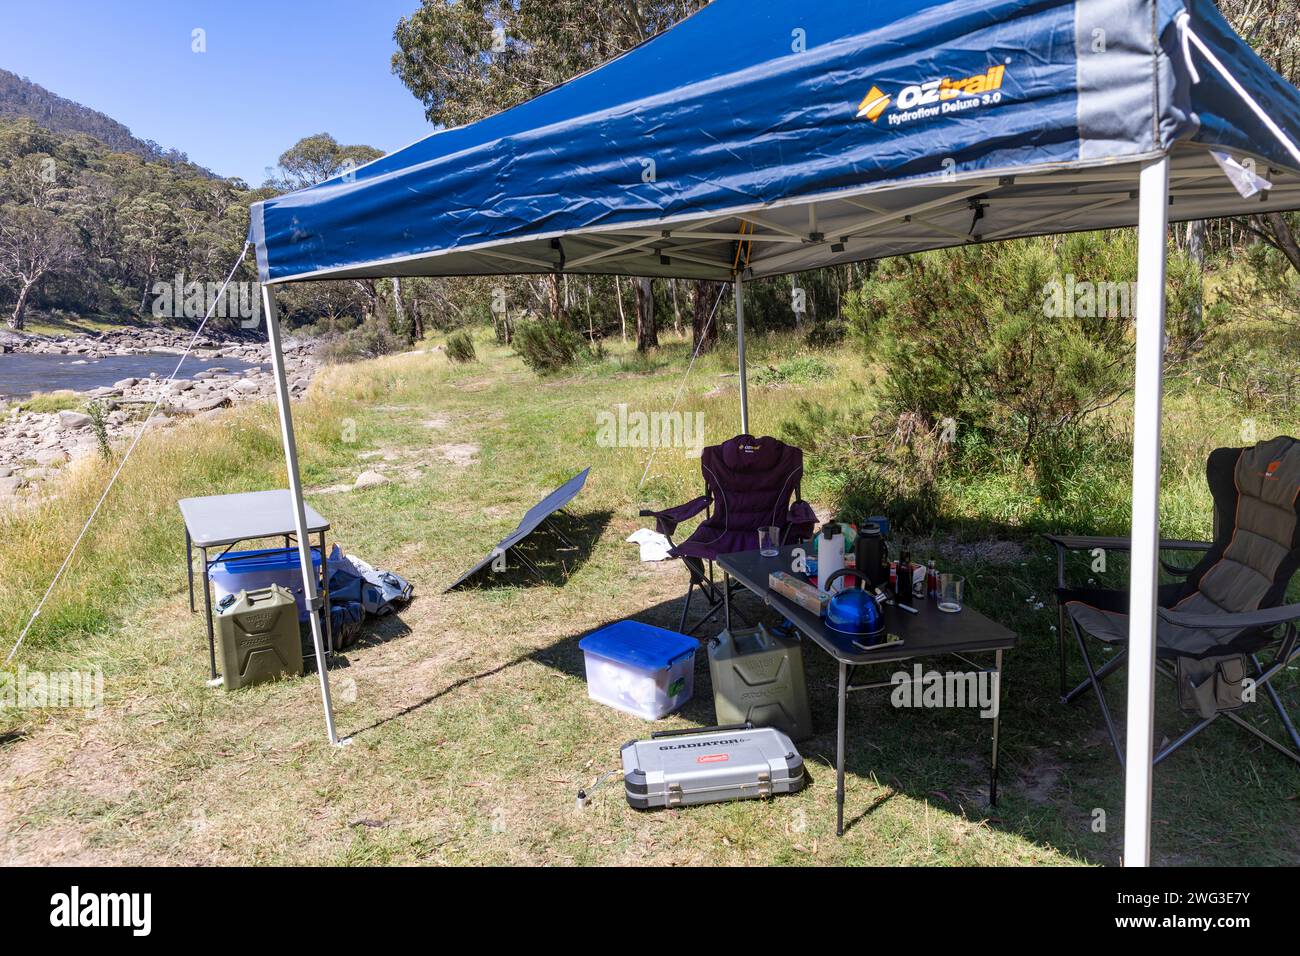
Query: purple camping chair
640 434 816 635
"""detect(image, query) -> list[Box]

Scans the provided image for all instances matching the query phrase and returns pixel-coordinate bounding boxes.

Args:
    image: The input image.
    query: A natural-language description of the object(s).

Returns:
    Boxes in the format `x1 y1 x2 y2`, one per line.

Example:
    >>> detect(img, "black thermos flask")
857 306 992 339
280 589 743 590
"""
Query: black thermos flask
856 522 884 590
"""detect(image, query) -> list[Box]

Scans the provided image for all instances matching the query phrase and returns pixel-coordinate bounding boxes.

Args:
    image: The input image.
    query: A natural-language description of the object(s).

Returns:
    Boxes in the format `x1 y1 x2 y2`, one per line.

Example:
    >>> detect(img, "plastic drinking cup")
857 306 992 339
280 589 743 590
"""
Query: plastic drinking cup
938 573 965 613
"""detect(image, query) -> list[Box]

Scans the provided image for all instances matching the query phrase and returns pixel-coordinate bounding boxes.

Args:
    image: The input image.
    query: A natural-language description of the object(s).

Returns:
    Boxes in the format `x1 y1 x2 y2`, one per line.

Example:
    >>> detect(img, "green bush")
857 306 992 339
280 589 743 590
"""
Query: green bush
1204 246 1300 413
512 318 589 375
17 390 80 414
85 400 112 461
319 316 405 364
846 231 1198 469
782 231 1204 523
445 330 477 363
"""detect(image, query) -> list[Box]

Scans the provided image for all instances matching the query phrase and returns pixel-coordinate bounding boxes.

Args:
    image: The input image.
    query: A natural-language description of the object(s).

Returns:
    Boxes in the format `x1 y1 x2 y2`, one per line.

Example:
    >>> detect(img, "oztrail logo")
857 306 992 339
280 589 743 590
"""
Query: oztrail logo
858 63 1009 125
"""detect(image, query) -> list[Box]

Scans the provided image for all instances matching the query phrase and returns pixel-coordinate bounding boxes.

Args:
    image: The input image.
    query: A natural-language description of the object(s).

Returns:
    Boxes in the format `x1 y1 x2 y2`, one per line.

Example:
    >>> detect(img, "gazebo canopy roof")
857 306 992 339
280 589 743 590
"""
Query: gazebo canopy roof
250 0 1300 284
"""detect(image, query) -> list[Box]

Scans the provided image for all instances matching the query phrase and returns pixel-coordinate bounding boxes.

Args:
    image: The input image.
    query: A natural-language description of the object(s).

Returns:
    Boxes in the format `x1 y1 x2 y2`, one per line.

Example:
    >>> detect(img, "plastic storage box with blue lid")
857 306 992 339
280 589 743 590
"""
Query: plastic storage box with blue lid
579 621 699 720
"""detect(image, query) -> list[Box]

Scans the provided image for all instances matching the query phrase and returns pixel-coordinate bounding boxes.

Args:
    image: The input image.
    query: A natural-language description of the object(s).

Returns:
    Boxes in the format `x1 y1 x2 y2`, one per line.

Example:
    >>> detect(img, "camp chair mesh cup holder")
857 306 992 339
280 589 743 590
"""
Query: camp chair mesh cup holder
1047 436 1300 769
640 435 816 636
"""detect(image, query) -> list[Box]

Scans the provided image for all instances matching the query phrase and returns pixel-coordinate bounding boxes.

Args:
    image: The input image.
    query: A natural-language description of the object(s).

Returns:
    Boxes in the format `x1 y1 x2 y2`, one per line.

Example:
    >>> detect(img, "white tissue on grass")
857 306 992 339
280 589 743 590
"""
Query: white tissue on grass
626 528 672 562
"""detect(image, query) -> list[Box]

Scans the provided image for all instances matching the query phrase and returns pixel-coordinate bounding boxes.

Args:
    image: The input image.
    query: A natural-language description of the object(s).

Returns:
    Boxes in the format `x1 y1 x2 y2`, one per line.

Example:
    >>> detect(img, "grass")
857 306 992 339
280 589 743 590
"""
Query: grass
17 312 141 338
16 390 82 414
0 328 1295 865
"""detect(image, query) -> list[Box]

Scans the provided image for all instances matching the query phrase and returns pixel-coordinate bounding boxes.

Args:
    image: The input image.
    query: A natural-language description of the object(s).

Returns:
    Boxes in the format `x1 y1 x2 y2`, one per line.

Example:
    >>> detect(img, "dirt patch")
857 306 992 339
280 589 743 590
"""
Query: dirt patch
1017 751 1067 804
0 711 142 864
306 482 354 495
436 443 480 467
904 537 1031 566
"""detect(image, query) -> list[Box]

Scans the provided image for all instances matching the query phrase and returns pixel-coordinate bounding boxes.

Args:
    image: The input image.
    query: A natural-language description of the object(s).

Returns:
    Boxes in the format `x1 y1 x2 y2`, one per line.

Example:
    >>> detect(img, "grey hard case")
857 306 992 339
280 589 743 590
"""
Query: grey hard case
621 723 805 810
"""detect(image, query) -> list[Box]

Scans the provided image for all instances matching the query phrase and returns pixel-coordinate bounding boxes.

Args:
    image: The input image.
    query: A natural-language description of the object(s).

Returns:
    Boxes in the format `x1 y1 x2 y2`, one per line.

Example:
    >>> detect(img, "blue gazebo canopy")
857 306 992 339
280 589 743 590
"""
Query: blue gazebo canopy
250 0 1300 284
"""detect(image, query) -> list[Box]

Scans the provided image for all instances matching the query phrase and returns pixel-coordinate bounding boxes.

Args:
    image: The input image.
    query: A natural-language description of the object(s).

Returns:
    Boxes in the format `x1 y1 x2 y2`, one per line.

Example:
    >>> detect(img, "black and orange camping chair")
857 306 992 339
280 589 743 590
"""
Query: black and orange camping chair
1046 435 1300 768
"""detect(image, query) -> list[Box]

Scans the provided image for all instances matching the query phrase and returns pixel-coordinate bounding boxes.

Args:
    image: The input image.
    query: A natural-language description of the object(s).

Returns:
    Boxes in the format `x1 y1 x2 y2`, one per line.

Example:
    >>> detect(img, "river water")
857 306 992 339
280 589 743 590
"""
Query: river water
0 352 258 399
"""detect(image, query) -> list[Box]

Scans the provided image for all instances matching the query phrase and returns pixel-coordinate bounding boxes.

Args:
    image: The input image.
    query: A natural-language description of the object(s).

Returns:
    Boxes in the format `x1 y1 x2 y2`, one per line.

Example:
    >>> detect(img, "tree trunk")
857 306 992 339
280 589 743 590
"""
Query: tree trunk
670 278 682 335
1185 220 1206 338
614 275 627 342
634 277 657 352
691 280 719 353
391 277 408 339
9 278 37 330
547 274 565 325
584 280 595 343
410 295 425 340
1265 212 1300 274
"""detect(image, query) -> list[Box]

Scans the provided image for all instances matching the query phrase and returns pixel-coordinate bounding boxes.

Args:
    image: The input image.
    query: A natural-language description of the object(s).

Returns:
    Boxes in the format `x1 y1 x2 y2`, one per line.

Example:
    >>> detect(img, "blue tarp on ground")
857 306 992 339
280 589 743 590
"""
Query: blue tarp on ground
249 0 1300 283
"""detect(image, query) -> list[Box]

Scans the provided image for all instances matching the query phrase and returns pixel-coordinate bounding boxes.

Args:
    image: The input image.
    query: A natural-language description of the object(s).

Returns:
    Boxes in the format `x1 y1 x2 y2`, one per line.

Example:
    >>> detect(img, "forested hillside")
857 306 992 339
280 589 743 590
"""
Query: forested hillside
0 68 208 171
0 117 260 330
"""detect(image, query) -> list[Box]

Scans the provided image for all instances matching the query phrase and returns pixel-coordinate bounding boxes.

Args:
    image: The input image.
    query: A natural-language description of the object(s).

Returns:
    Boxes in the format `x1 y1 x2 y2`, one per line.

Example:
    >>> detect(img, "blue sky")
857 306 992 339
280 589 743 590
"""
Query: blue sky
0 0 433 184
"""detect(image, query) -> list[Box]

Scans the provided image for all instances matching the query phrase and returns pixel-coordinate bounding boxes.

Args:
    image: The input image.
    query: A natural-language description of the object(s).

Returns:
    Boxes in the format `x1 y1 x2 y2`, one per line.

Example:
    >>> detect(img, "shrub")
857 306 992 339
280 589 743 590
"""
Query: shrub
512 318 589 375
85 400 112 461
782 231 1204 520
844 231 1199 467
318 316 405 364
444 330 477 363
781 400 952 529
1203 245 1300 412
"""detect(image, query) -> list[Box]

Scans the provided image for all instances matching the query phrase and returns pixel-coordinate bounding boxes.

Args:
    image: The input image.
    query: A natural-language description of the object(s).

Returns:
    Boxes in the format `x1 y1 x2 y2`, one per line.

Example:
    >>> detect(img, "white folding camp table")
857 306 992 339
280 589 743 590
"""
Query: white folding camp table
179 490 333 684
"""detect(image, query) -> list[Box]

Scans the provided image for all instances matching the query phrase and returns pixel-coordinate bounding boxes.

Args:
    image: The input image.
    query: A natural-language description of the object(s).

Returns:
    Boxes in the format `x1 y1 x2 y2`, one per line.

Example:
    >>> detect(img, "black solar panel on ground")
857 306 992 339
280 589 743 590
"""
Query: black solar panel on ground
444 468 590 591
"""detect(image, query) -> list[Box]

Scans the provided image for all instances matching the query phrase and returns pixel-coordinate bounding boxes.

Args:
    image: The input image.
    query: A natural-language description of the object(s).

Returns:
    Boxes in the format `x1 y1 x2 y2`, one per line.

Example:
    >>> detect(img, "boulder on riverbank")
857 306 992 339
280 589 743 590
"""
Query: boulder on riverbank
58 410 93 430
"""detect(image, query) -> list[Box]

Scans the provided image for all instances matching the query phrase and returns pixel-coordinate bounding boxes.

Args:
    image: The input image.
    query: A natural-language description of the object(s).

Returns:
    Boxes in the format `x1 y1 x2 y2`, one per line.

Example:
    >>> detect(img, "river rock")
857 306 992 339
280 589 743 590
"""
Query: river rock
34 448 69 467
181 396 231 414
58 411 93 430
0 475 24 495
232 379 260 394
353 470 390 490
114 377 138 389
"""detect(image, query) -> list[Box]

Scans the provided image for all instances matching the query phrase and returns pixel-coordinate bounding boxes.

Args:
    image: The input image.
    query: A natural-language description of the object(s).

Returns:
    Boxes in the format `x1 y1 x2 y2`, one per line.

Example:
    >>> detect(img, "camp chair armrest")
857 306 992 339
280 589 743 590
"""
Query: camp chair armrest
1157 603 1300 630
1045 534 1212 589
640 495 710 537
1042 534 1212 553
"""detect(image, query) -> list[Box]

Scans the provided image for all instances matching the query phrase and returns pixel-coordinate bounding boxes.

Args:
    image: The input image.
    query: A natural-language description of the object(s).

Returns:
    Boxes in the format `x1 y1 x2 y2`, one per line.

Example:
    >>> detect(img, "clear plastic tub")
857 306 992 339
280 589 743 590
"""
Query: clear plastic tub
579 621 699 720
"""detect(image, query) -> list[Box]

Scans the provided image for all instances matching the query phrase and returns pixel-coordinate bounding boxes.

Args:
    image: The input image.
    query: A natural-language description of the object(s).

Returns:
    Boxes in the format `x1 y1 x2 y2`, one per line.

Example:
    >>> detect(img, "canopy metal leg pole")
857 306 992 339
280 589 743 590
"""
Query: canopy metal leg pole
734 277 749 435
262 285 345 747
1122 156 1170 867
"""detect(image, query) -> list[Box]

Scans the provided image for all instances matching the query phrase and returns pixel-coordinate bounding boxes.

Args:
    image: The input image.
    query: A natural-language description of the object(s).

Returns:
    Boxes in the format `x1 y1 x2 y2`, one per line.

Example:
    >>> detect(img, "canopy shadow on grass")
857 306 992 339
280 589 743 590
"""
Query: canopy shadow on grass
343 650 536 740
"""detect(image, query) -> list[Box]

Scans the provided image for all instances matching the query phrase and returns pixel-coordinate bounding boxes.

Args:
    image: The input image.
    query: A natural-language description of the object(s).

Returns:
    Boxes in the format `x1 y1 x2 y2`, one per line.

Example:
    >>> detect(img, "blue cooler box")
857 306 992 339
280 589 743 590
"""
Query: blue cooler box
208 548 323 621
579 621 699 720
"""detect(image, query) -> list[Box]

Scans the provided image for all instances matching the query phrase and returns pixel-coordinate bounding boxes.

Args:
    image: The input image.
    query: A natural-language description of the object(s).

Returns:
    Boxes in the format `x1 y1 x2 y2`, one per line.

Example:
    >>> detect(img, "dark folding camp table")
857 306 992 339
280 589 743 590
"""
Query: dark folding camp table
717 545 1016 836
179 490 332 684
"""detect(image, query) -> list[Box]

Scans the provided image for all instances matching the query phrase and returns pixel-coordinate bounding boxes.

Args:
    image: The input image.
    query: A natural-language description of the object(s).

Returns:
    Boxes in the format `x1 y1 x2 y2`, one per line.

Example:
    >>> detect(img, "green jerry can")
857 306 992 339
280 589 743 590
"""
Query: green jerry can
708 625 813 740
217 584 303 690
